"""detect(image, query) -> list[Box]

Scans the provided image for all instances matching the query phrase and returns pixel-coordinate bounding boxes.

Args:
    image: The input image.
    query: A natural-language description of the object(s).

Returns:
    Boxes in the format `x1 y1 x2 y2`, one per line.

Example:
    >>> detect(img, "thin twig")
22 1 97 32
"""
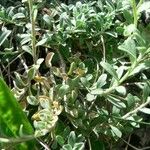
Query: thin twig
122 138 150 150
88 138 92 150
0 135 35 143
55 48 66 74
28 0 37 65
36 138 50 150
125 134 131 150
2 52 24 74
101 35 106 62
122 97 150 119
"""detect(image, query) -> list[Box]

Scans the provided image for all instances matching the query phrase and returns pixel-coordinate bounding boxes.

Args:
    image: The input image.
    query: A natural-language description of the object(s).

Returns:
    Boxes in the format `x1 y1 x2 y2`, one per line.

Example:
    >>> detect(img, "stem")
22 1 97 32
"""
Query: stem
28 0 37 65
122 97 150 119
101 35 106 62
88 138 92 150
0 135 35 143
122 138 150 150
130 0 138 27
92 55 143 97
137 0 143 8
55 47 66 74
119 60 137 84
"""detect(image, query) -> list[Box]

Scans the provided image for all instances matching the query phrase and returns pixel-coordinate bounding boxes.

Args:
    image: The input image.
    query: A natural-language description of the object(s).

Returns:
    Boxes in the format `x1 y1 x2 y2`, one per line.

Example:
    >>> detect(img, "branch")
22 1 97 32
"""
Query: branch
122 97 150 119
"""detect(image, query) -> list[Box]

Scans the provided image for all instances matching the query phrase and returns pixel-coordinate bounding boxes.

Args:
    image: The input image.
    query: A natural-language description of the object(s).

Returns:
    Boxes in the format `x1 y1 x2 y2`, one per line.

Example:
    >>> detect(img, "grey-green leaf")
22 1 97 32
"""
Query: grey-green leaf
110 125 122 138
96 74 107 88
59 85 70 97
73 142 84 150
90 89 103 95
12 13 25 20
56 135 65 146
68 131 76 147
142 83 150 102
62 144 72 150
118 37 136 60
107 96 126 108
27 96 39 106
100 62 119 81
0 29 11 46
115 86 126 95
139 108 150 114
86 93 96 101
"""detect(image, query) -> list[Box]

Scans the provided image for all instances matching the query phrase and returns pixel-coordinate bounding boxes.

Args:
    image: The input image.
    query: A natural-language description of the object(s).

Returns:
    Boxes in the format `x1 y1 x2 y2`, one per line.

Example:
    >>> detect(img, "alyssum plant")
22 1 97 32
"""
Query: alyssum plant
0 0 150 149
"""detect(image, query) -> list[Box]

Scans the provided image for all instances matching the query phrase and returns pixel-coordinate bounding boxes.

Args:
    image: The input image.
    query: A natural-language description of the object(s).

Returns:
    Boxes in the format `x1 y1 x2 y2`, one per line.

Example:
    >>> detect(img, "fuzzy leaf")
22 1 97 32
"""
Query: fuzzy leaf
139 108 150 115
56 135 65 146
96 74 107 88
68 131 76 147
27 96 39 106
86 93 96 101
100 62 119 81
115 86 126 95
90 89 103 95
118 37 136 61
62 144 72 150
107 96 126 108
110 125 122 138
73 142 84 150
0 28 11 46
58 85 70 97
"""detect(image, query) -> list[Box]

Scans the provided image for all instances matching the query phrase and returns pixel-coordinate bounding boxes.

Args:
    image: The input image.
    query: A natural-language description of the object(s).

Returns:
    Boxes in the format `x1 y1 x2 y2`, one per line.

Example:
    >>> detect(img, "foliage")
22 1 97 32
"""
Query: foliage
0 0 150 149
0 77 35 149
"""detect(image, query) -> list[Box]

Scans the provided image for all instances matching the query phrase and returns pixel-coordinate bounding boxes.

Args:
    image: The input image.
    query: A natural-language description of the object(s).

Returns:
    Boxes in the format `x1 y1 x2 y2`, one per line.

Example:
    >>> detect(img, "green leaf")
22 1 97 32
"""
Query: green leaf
27 67 36 80
56 135 65 146
73 142 84 150
68 62 76 75
12 13 25 20
112 106 121 114
110 125 122 138
130 60 150 75
43 14 52 25
96 74 107 88
126 94 135 109
80 77 90 88
14 72 27 88
107 96 126 108
90 116 106 128
90 88 103 95
116 66 124 79
118 37 136 61
58 84 70 97
126 116 141 128
36 38 47 47
33 8 38 22
139 108 150 114
22 45 33 56
68 131 76 147
0 78 35 148
142 83 150 102
0 28 11 46
123 10 133 24
100 62 119 81
27 96 39 106
62 144 72 150
63 127 71 139
86 93 96 101
115 86 126 95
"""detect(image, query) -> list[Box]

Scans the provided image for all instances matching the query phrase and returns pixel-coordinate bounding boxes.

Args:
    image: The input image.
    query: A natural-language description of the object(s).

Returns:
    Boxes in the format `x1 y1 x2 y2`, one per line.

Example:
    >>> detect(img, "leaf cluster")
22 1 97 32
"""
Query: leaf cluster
0 0 150 149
